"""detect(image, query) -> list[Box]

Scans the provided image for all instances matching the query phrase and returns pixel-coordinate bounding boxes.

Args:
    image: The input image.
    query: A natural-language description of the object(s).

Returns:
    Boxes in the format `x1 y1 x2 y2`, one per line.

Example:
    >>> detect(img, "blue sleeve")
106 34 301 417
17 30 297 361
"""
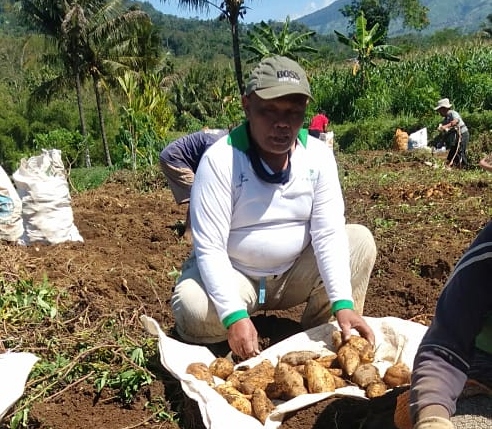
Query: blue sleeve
160 130 226 171
410 221 492 421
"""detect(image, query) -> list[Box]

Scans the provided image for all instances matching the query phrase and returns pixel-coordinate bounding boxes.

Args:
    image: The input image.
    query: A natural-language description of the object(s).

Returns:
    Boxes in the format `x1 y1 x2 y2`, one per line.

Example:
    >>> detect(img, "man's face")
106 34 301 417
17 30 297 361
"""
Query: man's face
242 92 308 155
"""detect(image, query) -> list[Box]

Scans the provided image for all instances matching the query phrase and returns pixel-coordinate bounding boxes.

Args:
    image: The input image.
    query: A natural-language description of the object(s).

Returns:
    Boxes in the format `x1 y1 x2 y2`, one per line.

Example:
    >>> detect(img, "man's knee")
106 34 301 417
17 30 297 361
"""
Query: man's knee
345 224 376 314
346 224 377 263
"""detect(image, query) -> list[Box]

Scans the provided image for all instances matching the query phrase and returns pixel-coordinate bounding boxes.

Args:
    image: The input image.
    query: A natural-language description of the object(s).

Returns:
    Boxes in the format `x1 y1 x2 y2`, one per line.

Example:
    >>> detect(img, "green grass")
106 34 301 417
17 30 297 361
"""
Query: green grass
68 166 114 193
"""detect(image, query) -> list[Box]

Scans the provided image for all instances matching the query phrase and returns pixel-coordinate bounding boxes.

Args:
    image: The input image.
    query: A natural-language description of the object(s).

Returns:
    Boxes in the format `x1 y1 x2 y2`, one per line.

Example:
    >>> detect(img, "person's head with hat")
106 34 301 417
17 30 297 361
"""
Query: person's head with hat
434 97 452 117
242 56 312 170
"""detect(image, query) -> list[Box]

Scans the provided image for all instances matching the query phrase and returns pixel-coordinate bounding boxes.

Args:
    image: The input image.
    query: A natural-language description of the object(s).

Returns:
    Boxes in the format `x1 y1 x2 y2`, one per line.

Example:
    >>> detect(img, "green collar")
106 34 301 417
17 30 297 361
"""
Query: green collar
227 122 308 152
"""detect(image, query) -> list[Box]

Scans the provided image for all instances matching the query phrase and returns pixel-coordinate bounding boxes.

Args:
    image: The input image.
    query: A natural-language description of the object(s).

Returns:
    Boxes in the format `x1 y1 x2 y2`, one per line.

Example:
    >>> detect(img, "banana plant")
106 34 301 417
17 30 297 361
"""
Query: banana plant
243 17 317 65
335 11 401 88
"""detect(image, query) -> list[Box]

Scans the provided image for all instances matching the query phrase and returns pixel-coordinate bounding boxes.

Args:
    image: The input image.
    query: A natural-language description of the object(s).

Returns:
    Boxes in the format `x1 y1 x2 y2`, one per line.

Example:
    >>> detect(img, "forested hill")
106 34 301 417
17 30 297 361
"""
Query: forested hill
1 0 490 62
296 0 492 36
0 0 340 62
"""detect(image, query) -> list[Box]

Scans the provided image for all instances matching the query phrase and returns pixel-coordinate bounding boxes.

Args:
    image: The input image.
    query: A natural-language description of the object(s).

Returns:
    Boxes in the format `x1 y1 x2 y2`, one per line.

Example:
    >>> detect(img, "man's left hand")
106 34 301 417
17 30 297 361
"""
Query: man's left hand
335 308 375 346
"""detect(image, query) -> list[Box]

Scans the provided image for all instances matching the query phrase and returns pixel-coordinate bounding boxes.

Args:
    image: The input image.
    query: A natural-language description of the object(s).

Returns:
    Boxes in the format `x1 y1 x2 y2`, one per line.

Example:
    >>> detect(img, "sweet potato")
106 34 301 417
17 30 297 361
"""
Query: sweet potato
292 365 305 377
346 335 372 353
336 343 360 376
327 368 343 377
280 350 321 366
264 381 283 400
305 359 336 393
383 362 411 388
225 371 242 389
274 361 308 399
209 357 234 380
332 331 375 364
237 362 275 394
186 362 215 386
346 336 375 364
214 384 253 415
215 383 251 399
351 363 381 388
332 374 348 389
236 359 275 382
365 380 388 398
239 372 274 395
251 388 276 424
315 353 338 368
332 330 343 350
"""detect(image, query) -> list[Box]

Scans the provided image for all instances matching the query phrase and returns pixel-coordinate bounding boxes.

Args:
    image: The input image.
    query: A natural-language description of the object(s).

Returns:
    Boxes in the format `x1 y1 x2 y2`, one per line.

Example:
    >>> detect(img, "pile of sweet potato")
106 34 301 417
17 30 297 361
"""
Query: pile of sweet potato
185 331 411 424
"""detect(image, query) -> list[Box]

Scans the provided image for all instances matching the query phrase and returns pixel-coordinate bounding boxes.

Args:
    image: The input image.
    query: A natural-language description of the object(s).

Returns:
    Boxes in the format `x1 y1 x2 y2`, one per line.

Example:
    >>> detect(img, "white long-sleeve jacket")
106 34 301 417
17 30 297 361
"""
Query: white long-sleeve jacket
190 123 353 324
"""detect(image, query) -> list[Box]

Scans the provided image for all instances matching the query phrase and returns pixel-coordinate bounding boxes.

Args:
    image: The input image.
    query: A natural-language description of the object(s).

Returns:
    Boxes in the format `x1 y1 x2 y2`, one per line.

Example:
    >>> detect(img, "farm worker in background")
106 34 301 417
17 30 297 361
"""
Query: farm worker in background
308 108 329 139
159 128 228 243
434 98 469 169
171 55 377 360
409 221 492 429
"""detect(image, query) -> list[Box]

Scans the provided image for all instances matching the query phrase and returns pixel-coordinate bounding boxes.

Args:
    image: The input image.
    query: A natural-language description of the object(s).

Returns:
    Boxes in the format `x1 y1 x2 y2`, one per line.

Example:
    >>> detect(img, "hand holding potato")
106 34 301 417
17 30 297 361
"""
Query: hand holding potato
227 318 260 359
335 308 375 346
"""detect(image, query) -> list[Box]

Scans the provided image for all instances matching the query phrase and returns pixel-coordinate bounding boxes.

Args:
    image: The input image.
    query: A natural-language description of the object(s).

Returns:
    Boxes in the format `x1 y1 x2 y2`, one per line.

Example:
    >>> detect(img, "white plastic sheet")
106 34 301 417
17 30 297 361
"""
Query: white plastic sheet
0 352 39 421
141 315 428 429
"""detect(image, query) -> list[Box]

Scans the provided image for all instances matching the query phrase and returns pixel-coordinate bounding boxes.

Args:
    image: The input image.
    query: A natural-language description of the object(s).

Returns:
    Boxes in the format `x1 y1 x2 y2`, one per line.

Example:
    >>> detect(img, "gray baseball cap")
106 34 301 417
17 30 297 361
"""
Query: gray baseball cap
245 55 313 100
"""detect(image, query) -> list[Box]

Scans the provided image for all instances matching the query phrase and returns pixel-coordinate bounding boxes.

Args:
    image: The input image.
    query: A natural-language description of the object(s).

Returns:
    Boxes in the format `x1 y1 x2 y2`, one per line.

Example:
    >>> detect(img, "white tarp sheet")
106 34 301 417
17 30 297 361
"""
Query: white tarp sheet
0 352 39 421
141 315 428 429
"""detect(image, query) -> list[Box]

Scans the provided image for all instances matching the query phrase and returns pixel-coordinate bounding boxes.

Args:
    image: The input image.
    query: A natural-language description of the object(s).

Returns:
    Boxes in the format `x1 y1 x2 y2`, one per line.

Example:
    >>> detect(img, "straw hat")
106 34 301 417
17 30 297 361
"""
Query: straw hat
434 98 452 110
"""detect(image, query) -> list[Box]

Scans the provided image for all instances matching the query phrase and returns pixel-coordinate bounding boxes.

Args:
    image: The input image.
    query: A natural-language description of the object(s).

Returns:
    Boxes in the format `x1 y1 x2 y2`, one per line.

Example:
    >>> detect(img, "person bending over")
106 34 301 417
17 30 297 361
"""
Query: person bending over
159 128 228 243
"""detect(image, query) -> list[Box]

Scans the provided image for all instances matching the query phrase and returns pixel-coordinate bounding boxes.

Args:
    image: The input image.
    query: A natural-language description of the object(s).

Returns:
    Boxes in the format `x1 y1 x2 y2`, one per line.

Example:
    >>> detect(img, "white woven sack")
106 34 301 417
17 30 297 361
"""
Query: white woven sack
12 149 83 245
320 131 335 148
408 128 428 150
0 166 23 242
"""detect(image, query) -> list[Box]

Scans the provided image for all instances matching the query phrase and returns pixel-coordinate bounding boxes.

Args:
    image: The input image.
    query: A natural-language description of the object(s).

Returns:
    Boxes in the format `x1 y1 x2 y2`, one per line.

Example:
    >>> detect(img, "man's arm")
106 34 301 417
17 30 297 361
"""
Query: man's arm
410 221 492 423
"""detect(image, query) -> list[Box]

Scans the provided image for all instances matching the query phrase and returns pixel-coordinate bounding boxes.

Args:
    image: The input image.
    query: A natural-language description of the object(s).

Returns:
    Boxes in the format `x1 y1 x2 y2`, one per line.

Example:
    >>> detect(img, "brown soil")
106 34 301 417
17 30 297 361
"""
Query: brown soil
1 151 490 429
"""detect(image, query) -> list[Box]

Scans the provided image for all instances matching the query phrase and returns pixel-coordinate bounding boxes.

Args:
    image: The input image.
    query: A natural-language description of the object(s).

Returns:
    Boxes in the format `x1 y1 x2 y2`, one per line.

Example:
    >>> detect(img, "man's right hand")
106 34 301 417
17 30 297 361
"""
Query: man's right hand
227 318 260 360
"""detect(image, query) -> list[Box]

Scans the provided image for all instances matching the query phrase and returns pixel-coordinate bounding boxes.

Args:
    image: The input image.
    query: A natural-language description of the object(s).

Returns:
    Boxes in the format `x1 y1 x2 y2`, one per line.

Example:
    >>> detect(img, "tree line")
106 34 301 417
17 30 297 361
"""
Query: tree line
0 0 491 174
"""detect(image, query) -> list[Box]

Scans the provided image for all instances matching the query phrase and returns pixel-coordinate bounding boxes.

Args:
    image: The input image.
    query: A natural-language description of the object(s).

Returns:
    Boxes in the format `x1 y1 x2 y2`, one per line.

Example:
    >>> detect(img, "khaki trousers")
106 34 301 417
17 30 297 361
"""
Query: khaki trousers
159 161 194 204
171 224 377 344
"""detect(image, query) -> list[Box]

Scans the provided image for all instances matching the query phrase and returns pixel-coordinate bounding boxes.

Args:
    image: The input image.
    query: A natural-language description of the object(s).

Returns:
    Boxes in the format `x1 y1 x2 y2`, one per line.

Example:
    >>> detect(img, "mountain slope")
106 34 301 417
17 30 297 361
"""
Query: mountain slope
295 0 492 36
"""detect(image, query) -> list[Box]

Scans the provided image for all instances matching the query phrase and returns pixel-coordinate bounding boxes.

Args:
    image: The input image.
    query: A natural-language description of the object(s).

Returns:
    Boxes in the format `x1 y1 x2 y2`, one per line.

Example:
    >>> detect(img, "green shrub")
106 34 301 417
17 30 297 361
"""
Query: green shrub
34 128 88 168
69 166 113 193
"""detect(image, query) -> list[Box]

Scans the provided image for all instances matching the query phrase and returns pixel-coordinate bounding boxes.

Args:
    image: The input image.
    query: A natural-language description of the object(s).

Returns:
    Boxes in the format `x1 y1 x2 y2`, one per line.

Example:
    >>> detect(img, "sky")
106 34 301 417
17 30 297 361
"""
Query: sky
147 1 337 23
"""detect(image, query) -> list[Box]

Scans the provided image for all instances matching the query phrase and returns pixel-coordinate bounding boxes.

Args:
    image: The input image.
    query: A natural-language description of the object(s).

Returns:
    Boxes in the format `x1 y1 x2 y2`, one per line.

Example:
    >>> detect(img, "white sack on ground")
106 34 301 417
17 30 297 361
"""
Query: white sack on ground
408 128 428 150
12 149 83 245
0 352 39 421
0 166 23 242
319 131 334 148
141 315 428 429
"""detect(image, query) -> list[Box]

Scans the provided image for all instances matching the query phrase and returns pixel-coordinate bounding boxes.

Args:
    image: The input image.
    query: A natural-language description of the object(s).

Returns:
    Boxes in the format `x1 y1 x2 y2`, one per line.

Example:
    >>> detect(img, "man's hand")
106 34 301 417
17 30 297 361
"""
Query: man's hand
335 308 375 346
414 417 454 429
227 318 260 359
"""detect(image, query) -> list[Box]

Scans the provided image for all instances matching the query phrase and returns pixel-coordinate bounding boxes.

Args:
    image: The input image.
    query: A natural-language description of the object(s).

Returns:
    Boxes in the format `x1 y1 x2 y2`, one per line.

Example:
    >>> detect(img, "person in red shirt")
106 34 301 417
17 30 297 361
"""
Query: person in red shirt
308 109 329 138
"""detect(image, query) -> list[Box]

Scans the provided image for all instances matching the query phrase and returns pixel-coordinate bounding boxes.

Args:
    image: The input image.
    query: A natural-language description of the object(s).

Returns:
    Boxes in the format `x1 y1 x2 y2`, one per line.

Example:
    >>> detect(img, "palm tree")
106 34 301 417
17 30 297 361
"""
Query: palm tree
81 0 151 166
20 0 152 167
21 0 92 166
335 12 400 88
171 0 250 94
243 17 317 65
